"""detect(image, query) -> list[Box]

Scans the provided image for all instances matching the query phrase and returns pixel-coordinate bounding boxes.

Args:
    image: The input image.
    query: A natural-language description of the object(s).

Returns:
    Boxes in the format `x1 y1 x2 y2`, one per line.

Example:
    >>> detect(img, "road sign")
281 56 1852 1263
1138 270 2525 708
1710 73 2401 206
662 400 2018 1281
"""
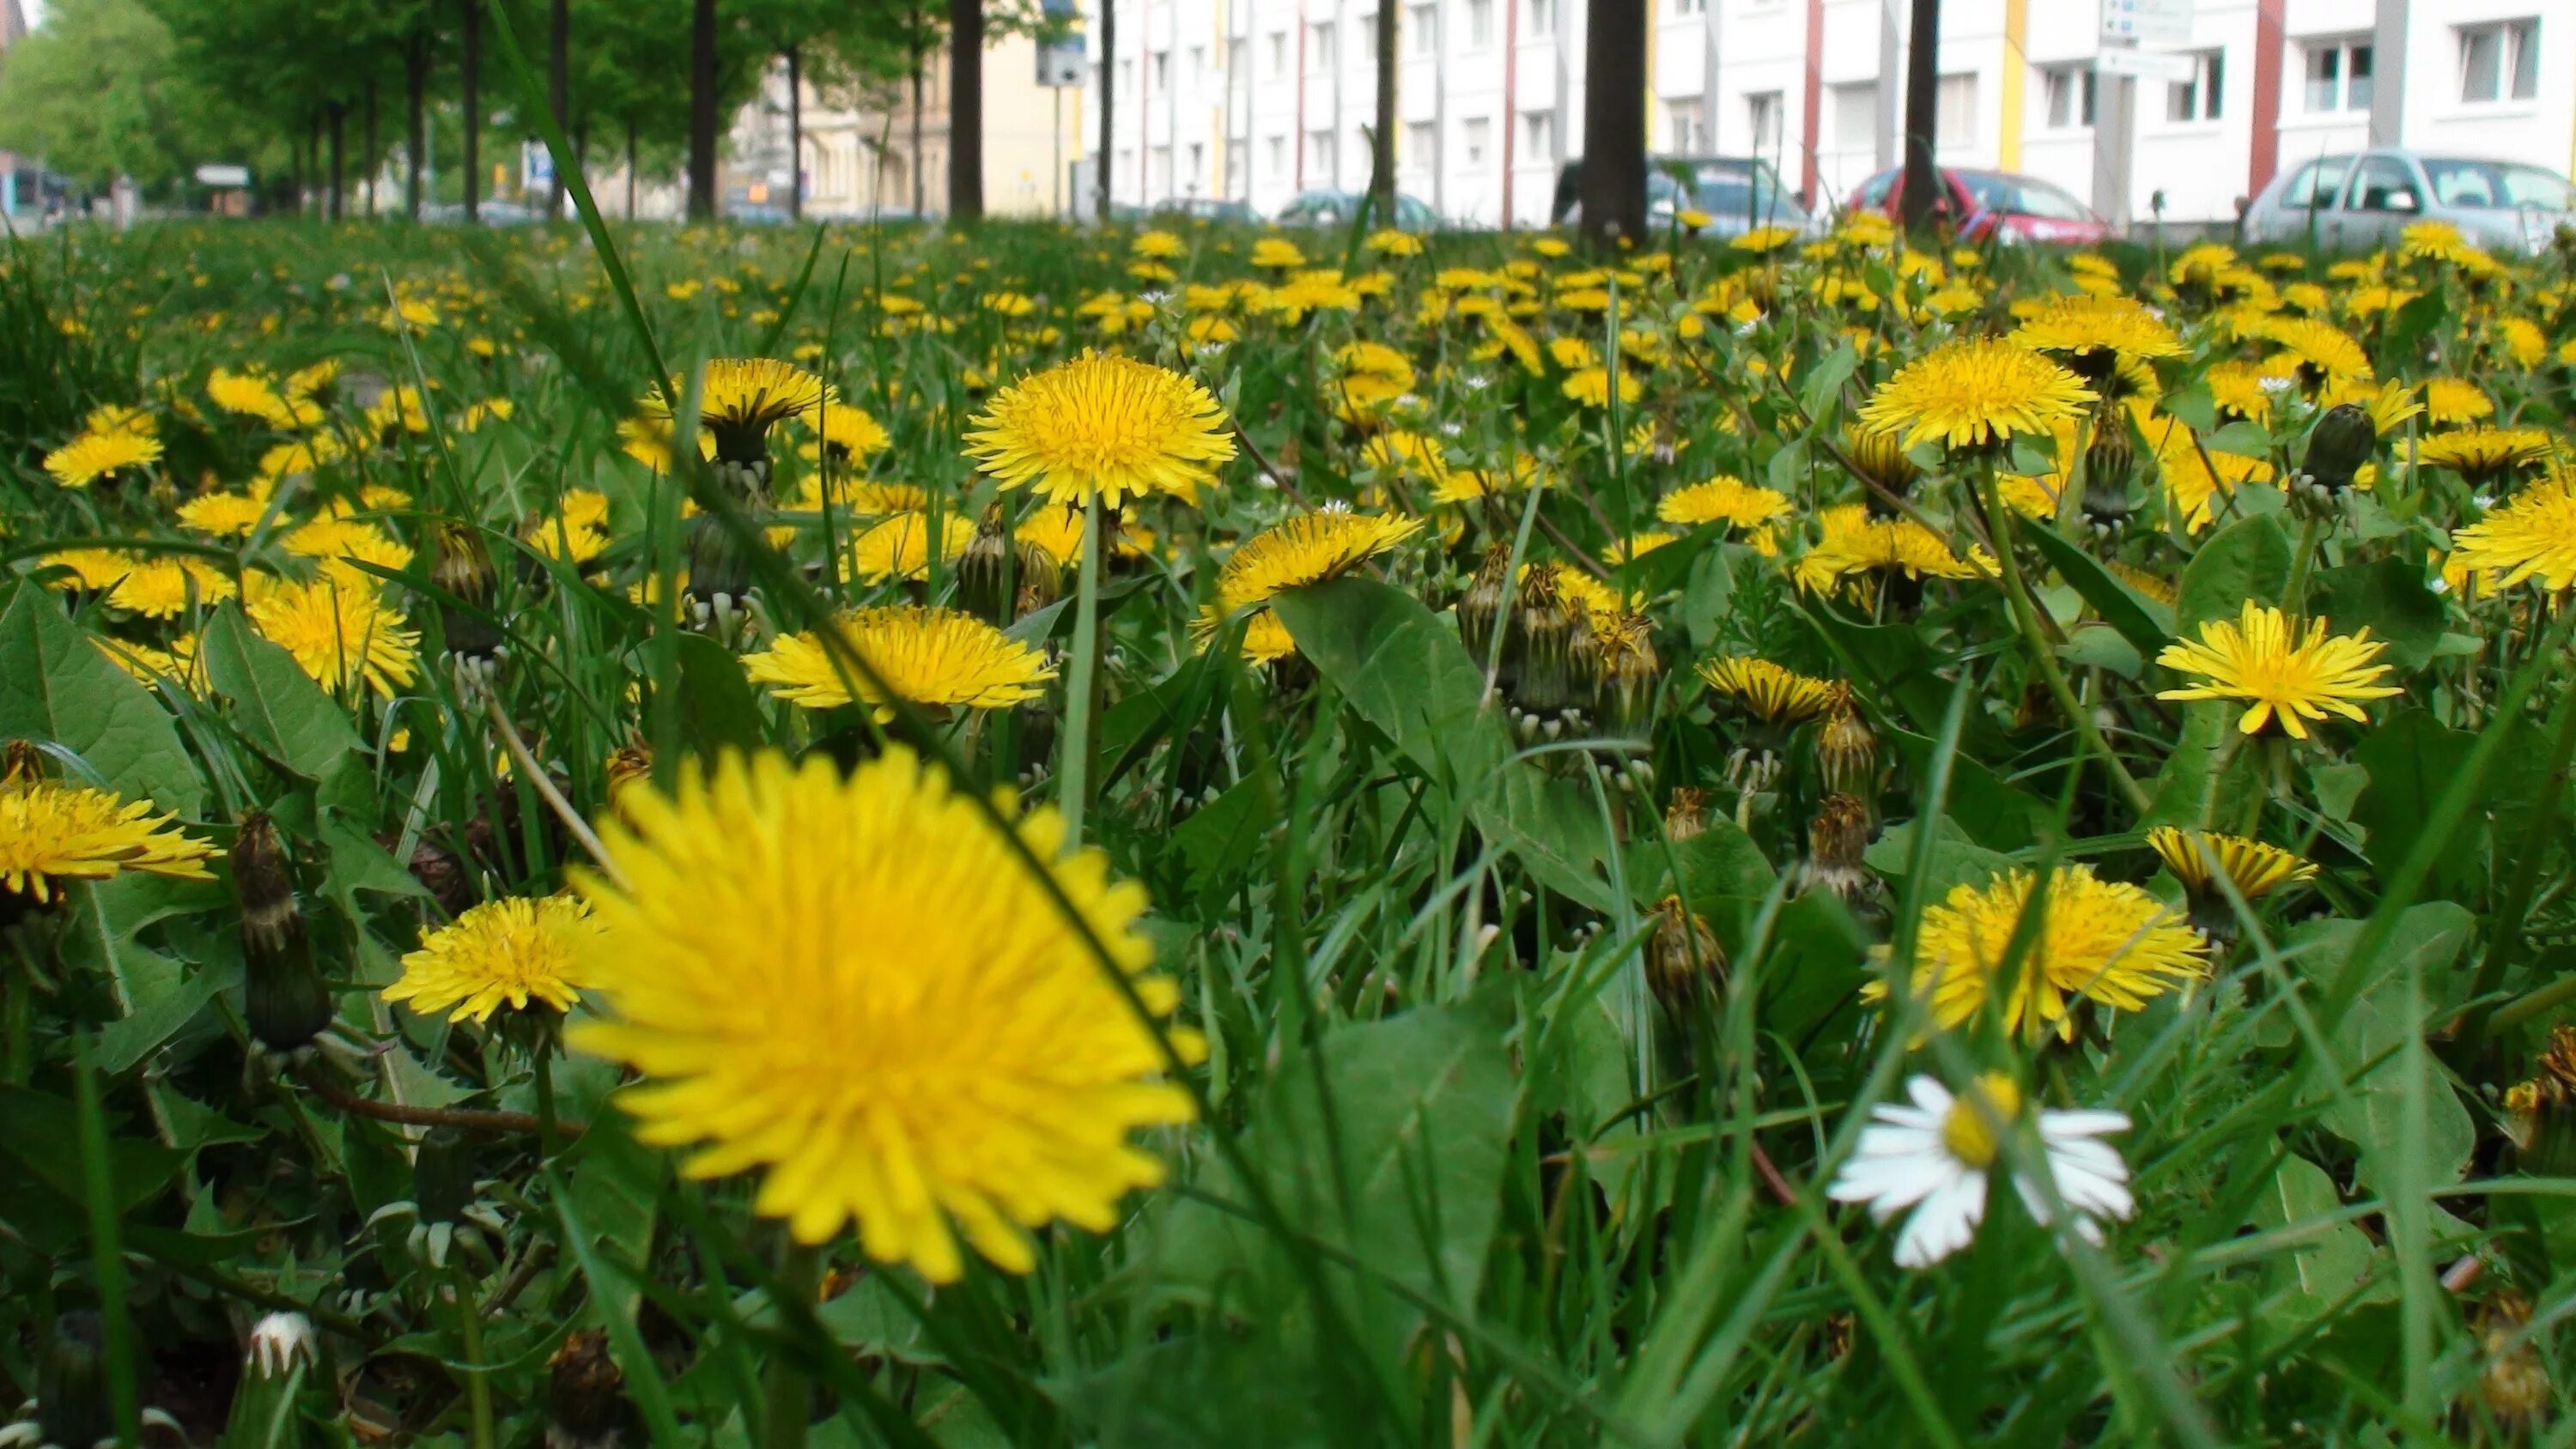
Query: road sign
1036 40 1084 87
2101 0 2190 47
194 164 252 188
2096 46 2197 82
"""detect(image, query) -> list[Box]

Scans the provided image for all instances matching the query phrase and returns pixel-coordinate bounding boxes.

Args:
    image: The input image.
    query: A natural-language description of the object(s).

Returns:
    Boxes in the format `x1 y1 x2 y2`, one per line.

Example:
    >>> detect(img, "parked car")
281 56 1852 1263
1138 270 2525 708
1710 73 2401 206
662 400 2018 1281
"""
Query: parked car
2238 149 2576 255
1152 197 1258 223
1552 155 1816 237
1845 167 2111 246
1272 189 1441 229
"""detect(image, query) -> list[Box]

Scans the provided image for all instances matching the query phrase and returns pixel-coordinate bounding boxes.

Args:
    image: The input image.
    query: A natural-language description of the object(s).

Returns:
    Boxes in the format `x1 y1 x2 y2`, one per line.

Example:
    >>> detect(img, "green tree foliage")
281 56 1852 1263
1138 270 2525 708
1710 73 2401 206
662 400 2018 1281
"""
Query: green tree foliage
0 0 271 191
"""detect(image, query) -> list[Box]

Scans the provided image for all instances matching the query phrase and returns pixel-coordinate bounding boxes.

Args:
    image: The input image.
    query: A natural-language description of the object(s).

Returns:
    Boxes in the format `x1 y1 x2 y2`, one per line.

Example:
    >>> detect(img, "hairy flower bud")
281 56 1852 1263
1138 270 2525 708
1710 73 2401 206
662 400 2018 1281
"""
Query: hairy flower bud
2300 403 2378 498
1814 688 1878 798
236 813 331 1055
1646 894 1725 1016
548 1329 635 1449
431 523 503 661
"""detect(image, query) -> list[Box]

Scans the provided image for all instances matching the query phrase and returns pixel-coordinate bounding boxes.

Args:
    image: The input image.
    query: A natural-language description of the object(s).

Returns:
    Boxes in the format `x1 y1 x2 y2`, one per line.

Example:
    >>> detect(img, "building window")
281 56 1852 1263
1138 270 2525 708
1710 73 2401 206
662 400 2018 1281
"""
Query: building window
1409 3 1437 52
1268 134 1288 172
2459 19 2540 103
1463 116 1492 166
1406 120 1436 162
1309 130 1336 175
2166 52 2223 122
1227 39 1247 82
1523 109 1557 162
2303 39 2373 112
1227 141 1248 191
1267 31 1288 76
1467 0 1494 48
1310 21 1337 70
1118 58 1134 95
1665 98 1709 153
1187 142 1205 186
2043 64 2096 129
1527 0 1557 37
1832 82 1878 151
1747 90 1783 156
1936 72 1978 148
1151 50 1169 88
1673 0 1704 14
1150 146 1171 196
1188 45 1206 81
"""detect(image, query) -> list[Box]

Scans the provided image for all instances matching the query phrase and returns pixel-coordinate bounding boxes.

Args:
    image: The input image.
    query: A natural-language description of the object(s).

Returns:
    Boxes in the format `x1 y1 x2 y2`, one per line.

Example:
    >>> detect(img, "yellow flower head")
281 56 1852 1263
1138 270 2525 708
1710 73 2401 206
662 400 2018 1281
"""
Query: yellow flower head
1251 237 1308 269
964 351 1237 508
743 605 1056 721
44 428 161 488
385 896 598 1023
1562 366 1641 408
846 511 976 583
0 755 216 906
1731 226 1801 254
207 367 319 429
1696 656 1838 724
2155 602 2403 740
246 575 422 698
2257 317 2373 387
2145 828 2317 900
2416 426 2556 484
1365 227 1425 257
642 359 835 458
1868 864 2208 1041
103 556 237 619
1856 338 2094 454
799 403 892 464
2008 294 2184 364
2448 471 2576 593
568 749 1198 1279
2421 378 2494 427
1657 475 1789 531
1213 507 1421 617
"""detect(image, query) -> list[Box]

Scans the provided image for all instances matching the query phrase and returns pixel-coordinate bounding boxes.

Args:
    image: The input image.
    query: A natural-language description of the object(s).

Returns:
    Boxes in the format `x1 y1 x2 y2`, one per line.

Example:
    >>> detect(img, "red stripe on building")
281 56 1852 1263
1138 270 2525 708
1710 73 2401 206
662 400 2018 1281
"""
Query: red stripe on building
2248 0 2286 197
1801 0 1825 203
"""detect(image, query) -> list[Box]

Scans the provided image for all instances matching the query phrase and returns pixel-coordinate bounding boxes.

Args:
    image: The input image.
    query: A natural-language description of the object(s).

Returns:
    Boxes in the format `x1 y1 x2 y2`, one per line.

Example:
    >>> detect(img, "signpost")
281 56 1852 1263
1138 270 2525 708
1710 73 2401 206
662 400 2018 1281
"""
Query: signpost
2100 0 2191 46
2093 0 2193 233
194 164 252 189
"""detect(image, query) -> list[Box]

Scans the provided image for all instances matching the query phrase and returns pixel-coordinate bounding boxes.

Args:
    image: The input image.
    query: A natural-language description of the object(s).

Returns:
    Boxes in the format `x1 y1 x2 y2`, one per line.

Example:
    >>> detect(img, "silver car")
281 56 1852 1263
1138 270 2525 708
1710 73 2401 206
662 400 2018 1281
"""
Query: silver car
2239 149 2575 256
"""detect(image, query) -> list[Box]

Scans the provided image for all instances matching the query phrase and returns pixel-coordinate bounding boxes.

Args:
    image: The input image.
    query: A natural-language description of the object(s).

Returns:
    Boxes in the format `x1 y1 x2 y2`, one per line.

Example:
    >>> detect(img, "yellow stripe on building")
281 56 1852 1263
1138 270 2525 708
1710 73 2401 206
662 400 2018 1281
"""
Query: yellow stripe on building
1999 0 2029 172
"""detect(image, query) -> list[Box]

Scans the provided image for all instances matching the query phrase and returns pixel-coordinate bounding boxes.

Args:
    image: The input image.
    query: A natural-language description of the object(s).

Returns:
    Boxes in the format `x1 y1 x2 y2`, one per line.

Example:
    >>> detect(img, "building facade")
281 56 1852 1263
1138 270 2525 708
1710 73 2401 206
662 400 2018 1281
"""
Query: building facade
1 0 33 218
1077 0 2576 227
773 30 1082 219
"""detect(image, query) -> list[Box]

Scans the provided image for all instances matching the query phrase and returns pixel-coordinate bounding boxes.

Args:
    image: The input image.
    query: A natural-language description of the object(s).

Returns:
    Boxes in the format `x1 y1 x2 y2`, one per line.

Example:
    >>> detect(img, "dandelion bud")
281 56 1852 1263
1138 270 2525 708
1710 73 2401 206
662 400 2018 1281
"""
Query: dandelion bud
414 1127 477 1231
2506 1026 2576 1177
1510 567 1577 714
957 512 1015 623
431 523 503 661
1814 688 1877 797
236 813 331 1055
2300 403 2378 498
1456 543 1511 673
548 1328 635 1449
1663 787 1709 843
684 513 752 608
1844 425 1917 512
246 1312 319 1381
2476 1294 2552 1423
1799 793 1877 907
35 1311 116 1449
605 740 653 821
1646 894 1724 1015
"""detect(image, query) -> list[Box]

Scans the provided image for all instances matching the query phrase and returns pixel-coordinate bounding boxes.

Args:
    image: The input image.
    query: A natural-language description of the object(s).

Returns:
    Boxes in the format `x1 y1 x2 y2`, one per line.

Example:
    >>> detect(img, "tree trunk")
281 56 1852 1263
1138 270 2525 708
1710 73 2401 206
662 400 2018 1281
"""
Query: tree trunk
1578 0 1644 248
689 0 719 220
948 0 983 219
788 44 805 221
406 36 428 220
305 113 319 216
328 104 347 221
1096 0 1114 220
909 42 925 215
362 77 379 218
626 118 638 220
549 0 570 218
1899 0 1941 232
1370 0 1395 221
462 0 482 222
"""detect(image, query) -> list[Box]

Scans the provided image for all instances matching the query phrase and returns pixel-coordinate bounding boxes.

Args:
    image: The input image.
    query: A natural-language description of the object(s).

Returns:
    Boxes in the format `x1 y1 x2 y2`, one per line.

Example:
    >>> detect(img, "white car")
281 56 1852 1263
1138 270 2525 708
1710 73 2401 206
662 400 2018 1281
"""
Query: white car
2239 149 2575 256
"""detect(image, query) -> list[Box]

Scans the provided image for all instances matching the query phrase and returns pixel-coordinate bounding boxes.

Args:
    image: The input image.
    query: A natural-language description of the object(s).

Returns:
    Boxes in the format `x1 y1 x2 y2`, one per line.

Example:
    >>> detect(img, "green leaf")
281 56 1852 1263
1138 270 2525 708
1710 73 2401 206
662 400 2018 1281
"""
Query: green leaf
1864 817 2014 899
673 631 767 764
1799 340 1860 421
0 585 203 815
1171 779 1269 902
2352 710 2479 895
2312 558 2446 672
2058 622 2142 679
2021 524 2173 654
197 604 368 782
1154 997 1517 1319
2174 513 2290 637
2287 904 2478 1213
1630 812 1777 927
0 1083 186 1216
2248 1153 2388 1322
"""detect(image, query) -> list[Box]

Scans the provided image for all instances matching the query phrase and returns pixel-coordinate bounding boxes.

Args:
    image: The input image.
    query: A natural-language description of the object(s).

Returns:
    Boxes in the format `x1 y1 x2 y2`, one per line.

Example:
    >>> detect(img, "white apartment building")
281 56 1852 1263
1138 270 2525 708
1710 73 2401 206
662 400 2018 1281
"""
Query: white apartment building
1076 0 2576 227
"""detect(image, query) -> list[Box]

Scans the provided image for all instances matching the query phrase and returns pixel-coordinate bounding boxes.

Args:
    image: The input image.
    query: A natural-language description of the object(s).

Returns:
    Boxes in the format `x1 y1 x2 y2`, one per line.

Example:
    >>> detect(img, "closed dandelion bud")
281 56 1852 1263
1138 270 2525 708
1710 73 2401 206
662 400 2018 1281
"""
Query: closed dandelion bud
35 1311 116 1449
1646 894 1724 1014
605 741 653 821
684 512 752 605
1664 787 1709 843
245 1312 319 1382
2506 1026 2576 1177
2475 1294 2552 1423
413 1127 477 1229
2300 403 2378 495
1510 567 1577 714
1799 792 1876 905
236 813 331 1054
1013 546 1065 617
1844 425 1918 512
431 523 503 660
1815 688 1877 797
1457 543 1511 674
548 1328 635 1449
957 512 1014 623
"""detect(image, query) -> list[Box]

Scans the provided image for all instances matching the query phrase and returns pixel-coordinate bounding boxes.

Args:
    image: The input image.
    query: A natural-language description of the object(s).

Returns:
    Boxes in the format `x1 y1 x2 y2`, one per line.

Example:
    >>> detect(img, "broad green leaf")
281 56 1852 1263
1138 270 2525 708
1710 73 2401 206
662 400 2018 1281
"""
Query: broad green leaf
2248 1153 2387 1321
2312 558 2445 672
0 584 204 815
2174 513 2290 638
197 603 368 787
2022 524 2173 654
673 630 767 763
2287 904 2477 1214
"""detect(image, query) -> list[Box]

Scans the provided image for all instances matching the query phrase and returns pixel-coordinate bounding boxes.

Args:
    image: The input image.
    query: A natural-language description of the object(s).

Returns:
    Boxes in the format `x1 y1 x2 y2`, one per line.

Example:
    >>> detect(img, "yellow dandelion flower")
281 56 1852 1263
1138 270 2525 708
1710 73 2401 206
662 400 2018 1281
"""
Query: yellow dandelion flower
2421 378 2494 427
641 358 836 457
2145 828 2316 900
1 751 217 906
1251 237 1307 269
1868 864 2208 1041
1697 656 1838 724
385 896 598 1023
1856 338 2094 454
2449 472 2576 593
2008 294 2184 363
1562 367 1641 408
1731 225 1801 254
2257 317 2373 386
105 556 237 619
1658 475 1789 530
2204 361 2274 423
2155 601 2402 740
744 605 1055 720
2416 426 2555 483
2399 220 2482 266
846 512 976 583
43 428 161 488
245 575 422 698
568 749 1197 1278
1212 507 1421 617
1365 227 1425 257
963 351 1236 508
207 367 317 429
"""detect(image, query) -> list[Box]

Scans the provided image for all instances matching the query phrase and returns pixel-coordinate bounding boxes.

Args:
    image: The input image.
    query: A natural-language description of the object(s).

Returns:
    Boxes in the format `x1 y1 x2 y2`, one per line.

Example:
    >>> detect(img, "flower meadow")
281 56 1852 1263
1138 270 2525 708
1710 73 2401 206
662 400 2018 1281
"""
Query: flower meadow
5 203 2576 1446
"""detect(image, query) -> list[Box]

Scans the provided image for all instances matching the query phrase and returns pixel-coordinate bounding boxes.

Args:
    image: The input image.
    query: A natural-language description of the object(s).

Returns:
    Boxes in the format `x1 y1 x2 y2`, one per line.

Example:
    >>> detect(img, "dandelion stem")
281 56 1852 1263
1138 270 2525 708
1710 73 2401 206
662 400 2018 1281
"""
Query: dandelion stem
1062 489 1103 844
484 697 626 889
761 1240 823 1449
451 1266 496 1449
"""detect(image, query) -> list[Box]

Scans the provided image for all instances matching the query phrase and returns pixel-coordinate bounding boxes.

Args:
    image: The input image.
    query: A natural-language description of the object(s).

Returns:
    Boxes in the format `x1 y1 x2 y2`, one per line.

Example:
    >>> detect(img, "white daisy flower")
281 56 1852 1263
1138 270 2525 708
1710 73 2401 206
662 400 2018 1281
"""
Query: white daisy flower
1826 1073 2136 1268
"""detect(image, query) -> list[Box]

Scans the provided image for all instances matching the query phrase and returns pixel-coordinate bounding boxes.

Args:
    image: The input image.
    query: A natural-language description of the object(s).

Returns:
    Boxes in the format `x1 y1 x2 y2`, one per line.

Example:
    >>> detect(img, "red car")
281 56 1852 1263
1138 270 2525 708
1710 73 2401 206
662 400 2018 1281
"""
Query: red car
1846 167 2113 246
